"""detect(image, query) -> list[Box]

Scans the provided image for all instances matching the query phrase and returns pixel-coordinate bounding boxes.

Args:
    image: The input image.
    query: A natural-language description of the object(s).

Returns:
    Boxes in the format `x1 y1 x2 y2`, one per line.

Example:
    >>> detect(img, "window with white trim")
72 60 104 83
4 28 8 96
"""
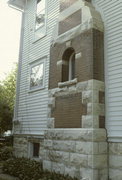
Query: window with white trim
35 0 46 30
30 60 45 90
62 48 75 82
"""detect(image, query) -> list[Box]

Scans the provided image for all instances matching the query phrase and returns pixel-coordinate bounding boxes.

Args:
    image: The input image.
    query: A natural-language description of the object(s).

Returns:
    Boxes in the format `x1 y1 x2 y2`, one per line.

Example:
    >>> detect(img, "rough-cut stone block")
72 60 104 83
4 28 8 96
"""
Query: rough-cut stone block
80 168 98 180
53 140 76 152
66 40 71 47
82 115 99 128
52 162 65 174
75 52 82 59
76 81 89 91
82 90 92 103
99 169 108 180
109 142 122 155
99 142 107 154
44 129 107 142
93 80 105 91
109 155 122 169
88 154 107 168
70 153 88 167
64 166 80 178
43 160 52 171
92 129 107 142
44 140 53 149
48 97 55 108
48 150 70 165
109 168 122 180
76 142 98 154
87 103 105 116
47 118 54 128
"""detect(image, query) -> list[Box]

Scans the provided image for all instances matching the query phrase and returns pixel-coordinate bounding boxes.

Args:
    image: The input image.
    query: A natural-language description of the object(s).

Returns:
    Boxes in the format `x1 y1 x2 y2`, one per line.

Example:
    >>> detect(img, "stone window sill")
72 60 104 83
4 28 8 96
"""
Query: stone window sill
58 78 77 88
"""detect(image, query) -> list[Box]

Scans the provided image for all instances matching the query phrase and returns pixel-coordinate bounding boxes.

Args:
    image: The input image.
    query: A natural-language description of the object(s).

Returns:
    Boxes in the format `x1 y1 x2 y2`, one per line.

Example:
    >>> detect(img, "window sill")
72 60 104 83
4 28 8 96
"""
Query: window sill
58 78 77 88
28 86 45 93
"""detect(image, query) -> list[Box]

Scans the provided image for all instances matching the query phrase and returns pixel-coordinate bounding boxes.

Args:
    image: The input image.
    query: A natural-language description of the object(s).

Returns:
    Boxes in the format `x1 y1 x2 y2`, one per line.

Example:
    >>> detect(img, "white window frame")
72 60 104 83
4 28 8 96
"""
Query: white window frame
34 0 47 42
35 0 46 30
29 58 45 92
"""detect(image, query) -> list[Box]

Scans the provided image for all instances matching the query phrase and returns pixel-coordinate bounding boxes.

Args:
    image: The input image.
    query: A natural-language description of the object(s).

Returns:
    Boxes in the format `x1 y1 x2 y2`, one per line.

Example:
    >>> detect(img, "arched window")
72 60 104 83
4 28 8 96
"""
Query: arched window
62 48 75 82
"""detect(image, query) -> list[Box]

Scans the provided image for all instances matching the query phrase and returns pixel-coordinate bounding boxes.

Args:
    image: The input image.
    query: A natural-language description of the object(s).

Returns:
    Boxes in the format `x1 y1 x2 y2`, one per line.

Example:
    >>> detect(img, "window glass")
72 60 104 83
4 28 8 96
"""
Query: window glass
62 48 75 82
30 63 44 89
36 0 45 30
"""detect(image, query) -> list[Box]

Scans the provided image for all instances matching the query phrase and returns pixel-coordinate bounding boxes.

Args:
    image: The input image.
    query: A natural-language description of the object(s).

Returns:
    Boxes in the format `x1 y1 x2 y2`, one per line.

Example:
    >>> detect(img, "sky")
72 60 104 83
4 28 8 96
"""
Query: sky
0 0 22 80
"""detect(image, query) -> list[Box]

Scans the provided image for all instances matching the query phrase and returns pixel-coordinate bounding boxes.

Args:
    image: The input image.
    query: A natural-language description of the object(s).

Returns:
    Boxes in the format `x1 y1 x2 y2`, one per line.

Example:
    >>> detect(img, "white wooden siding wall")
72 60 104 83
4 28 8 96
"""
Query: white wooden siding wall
92 0 122 142
16 0 59 135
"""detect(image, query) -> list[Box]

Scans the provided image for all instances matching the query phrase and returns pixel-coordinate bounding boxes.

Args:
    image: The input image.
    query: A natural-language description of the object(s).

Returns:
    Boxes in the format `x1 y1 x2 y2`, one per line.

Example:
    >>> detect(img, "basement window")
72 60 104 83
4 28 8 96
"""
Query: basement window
33 143 40 158
62 48 75 82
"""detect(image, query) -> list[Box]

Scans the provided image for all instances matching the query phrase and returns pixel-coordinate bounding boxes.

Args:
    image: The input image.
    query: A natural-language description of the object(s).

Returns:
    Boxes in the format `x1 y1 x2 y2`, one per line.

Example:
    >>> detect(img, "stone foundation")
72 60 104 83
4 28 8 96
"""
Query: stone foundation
109 142 122 180
13 135 44 160
43 129 108 180
13 136 28 157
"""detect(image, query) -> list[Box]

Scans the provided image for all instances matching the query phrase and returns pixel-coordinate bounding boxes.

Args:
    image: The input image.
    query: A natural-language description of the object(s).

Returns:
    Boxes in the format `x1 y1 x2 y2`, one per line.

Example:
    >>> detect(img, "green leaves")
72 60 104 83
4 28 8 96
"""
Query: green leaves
0 64 17 135
3 157 78 180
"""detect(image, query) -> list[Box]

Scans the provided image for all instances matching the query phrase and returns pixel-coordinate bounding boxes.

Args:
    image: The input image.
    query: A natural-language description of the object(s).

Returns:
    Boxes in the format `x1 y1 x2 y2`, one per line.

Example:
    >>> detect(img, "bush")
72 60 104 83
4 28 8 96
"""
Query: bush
3 158 42 180
0 146 13 161
3 157 78 180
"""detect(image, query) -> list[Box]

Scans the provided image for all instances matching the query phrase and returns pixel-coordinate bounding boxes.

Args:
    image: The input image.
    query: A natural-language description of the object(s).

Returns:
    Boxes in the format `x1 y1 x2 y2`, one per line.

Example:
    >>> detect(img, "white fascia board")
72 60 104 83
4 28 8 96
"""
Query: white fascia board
8 0 25 11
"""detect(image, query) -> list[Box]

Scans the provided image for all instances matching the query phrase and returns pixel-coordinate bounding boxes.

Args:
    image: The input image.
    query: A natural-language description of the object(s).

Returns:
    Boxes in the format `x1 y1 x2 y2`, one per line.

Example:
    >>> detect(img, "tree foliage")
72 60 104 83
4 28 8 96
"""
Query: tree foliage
0 65 17 135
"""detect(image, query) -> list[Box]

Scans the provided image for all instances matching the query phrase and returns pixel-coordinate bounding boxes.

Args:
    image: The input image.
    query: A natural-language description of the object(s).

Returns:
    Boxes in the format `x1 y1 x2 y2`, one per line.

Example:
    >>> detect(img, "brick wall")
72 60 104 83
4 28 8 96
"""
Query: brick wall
49 29 104 89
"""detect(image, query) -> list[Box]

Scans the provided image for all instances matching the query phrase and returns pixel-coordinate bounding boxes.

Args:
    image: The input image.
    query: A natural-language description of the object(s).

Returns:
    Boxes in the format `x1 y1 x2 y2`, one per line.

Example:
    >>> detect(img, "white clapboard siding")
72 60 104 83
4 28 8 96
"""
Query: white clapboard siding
15 0 59 135
92 0 122 142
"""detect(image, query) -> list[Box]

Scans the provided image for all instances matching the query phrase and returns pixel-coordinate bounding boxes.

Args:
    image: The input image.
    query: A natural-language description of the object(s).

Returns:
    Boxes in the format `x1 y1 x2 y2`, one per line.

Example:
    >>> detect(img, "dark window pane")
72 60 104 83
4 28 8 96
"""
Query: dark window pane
33 143 40 157
71 53 75 79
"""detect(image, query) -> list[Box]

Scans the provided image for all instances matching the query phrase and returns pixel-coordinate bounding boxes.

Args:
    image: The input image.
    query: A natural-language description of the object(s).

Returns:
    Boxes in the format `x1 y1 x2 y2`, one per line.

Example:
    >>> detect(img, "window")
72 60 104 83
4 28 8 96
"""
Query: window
62 48 75 82
33 143 40 158
30 61 44 90
69 52 75 80
35 0 46 30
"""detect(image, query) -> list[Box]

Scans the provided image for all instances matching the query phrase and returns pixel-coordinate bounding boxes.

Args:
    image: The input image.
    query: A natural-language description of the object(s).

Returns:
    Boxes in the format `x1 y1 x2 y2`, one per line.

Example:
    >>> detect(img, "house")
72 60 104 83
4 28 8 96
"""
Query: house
8 0 122 180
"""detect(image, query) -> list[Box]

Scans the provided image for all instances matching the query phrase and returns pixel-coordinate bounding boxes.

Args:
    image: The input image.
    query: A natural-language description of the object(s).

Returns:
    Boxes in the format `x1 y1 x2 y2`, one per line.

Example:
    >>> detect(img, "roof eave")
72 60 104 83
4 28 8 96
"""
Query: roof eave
8 0 25 11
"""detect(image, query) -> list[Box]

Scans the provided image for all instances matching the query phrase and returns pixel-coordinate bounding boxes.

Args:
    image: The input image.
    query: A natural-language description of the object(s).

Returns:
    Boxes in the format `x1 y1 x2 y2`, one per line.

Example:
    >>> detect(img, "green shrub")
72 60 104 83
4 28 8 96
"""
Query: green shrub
0 146 13 161
3 157 78 180
3 158 42 180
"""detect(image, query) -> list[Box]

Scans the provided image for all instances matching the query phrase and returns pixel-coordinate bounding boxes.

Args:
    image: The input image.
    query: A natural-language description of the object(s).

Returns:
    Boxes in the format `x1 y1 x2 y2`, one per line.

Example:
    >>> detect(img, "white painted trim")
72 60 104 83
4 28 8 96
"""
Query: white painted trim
33 0 48 42
13 12 25 121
